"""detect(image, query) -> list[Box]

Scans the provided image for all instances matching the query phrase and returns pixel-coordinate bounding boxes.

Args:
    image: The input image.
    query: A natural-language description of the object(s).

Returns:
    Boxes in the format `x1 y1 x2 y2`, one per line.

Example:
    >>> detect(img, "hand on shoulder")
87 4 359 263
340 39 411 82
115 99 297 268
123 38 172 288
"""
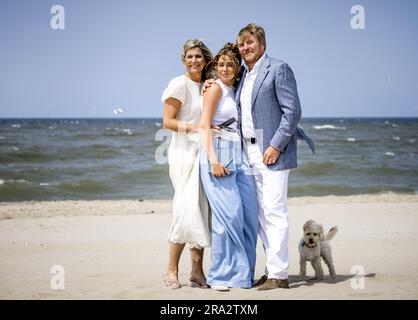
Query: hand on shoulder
201 78 216 95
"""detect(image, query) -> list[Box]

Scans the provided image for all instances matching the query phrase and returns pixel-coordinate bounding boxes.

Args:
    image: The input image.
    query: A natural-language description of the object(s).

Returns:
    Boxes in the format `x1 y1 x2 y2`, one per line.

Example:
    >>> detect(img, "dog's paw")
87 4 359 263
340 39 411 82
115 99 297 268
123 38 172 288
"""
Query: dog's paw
299 276 306 282
330 274 336 279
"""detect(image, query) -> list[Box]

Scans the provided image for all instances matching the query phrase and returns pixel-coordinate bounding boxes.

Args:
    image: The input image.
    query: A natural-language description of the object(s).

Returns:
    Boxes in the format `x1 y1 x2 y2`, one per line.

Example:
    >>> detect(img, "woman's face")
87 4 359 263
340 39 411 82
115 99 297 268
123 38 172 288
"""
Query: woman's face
216 55 237 86
184 47 206 76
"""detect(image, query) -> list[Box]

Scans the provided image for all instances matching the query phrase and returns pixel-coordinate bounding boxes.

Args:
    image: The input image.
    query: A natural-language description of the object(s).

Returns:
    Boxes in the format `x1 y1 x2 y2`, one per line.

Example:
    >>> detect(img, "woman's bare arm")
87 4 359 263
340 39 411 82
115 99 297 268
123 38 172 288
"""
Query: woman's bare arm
162 97 197 133
199 84 229 177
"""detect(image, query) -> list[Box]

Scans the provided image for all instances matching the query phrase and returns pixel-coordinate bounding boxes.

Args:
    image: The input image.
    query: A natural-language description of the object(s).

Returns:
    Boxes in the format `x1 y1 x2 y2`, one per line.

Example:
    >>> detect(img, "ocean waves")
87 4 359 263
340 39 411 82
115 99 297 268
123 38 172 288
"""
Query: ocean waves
1 118 417 201
289 184 416 197
312 124 346 130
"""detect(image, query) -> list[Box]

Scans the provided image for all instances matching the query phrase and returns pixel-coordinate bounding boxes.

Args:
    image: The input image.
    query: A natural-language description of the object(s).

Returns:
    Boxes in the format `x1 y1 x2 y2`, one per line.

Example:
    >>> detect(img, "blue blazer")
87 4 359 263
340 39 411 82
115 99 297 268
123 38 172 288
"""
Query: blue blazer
236 55 314 170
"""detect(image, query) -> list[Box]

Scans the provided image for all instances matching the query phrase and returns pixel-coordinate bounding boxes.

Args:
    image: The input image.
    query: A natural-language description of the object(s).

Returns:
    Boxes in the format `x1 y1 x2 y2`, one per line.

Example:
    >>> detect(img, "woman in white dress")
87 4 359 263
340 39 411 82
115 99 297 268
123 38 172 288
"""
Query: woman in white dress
161 39 213 289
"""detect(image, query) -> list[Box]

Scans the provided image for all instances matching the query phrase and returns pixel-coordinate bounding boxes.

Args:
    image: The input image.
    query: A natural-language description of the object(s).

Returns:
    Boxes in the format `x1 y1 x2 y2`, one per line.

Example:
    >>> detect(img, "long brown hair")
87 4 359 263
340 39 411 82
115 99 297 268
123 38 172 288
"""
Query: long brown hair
206 43 242 81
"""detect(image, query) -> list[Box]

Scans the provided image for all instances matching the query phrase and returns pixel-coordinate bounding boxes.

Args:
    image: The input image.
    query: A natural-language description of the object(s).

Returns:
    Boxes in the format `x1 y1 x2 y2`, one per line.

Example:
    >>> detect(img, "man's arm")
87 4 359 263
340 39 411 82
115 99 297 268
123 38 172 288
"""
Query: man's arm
269 63 301 152
201 79 216 95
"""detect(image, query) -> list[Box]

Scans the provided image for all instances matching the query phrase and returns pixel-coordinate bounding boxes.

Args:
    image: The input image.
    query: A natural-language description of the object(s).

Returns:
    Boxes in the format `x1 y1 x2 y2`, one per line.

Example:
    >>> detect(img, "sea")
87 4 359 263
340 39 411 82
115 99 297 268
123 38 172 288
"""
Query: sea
0 118 417 201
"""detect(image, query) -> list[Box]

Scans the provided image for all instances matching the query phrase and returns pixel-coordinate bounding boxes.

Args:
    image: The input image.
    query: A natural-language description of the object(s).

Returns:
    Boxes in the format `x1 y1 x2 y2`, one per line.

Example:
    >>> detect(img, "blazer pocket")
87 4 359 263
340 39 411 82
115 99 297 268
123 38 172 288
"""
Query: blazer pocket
258 76 275 93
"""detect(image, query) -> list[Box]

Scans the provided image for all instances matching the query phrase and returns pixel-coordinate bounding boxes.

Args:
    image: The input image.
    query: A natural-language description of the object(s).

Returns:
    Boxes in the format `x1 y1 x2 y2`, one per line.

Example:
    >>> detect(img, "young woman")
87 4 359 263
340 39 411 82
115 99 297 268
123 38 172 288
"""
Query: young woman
199 43 259 291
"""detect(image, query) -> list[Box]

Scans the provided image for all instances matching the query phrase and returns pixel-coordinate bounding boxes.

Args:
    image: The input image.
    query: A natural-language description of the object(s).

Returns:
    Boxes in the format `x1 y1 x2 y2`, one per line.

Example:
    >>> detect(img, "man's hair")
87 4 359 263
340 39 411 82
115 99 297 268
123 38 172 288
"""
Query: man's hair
236 23 266 49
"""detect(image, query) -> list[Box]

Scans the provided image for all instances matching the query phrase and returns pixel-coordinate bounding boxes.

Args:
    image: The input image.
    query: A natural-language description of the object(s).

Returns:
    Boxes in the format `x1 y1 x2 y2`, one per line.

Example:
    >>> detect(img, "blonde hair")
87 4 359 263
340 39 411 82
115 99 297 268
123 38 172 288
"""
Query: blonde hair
181 39 213 81
236 23 266 49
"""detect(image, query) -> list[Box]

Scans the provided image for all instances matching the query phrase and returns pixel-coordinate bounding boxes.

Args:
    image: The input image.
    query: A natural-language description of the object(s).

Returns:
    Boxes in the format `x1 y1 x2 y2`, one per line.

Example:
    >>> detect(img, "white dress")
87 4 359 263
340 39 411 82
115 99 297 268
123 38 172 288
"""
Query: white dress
161 74 211 249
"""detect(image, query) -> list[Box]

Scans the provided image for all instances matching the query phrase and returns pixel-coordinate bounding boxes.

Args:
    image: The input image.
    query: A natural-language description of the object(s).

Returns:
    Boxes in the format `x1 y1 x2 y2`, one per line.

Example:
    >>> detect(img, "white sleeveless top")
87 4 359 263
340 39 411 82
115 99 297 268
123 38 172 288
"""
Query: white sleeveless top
207 80 240 141
212 79 238 130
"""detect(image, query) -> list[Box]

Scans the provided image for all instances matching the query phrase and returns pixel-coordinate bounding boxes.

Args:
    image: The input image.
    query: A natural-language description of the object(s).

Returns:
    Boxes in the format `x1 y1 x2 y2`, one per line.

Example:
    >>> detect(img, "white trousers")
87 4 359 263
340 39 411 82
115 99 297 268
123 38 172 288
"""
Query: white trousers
244 142 290 280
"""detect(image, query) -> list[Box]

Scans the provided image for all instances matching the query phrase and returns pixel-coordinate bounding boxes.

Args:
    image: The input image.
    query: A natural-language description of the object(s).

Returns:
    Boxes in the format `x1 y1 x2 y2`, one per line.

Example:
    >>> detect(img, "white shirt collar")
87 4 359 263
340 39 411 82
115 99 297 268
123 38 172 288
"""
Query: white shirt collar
243 51 267 73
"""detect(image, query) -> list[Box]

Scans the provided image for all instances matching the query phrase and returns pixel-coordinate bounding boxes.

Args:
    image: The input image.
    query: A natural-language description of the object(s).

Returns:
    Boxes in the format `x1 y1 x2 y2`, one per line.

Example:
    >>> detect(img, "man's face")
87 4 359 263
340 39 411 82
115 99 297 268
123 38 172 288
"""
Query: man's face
237 34 265 66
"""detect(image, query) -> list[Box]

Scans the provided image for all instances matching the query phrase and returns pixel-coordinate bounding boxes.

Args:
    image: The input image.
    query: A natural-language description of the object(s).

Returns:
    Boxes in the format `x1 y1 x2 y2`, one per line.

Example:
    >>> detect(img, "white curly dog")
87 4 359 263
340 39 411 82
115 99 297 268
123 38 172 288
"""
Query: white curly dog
298 219 338 281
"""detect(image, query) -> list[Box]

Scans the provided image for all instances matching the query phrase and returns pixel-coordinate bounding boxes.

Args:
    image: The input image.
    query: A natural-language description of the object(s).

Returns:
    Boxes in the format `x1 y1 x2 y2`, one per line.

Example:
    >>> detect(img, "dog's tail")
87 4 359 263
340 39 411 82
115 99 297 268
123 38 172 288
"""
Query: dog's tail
325 226 338 241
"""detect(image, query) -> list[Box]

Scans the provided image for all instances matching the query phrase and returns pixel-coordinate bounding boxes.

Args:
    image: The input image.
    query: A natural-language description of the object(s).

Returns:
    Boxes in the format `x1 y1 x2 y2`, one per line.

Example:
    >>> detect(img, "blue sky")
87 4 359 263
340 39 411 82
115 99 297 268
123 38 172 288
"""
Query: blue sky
0 0 417 118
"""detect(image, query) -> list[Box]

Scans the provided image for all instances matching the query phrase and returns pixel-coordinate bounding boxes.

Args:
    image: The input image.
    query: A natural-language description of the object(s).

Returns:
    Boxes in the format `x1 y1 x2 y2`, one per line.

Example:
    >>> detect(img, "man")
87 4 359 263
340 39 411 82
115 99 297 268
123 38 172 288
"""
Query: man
235 23 314 290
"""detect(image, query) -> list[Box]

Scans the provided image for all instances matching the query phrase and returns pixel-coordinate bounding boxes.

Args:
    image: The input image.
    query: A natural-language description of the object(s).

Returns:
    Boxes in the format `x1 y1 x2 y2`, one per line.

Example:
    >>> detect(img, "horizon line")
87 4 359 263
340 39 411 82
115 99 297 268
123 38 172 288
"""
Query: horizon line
1 116 418 120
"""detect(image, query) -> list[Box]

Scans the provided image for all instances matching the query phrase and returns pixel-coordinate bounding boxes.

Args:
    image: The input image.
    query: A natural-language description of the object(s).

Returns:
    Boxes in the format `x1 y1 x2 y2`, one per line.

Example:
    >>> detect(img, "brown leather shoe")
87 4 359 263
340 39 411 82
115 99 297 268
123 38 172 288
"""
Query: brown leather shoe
252 275 268 288
257 278 289 290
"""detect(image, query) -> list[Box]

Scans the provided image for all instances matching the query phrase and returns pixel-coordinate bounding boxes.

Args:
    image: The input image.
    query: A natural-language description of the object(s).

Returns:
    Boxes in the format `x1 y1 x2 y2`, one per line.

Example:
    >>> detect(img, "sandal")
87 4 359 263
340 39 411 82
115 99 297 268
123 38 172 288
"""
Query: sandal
164 278 182 290
190 279 209 289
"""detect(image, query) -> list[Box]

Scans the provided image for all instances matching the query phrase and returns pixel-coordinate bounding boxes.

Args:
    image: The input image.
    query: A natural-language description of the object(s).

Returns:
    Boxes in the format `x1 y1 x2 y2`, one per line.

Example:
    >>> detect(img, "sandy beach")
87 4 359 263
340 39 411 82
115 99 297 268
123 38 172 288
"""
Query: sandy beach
0 194 417 300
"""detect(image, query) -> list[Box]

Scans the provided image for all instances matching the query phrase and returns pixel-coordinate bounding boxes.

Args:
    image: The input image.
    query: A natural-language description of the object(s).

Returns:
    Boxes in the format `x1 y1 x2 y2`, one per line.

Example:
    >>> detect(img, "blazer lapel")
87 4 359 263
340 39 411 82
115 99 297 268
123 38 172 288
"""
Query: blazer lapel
251 55 271 108
235 66 246 109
